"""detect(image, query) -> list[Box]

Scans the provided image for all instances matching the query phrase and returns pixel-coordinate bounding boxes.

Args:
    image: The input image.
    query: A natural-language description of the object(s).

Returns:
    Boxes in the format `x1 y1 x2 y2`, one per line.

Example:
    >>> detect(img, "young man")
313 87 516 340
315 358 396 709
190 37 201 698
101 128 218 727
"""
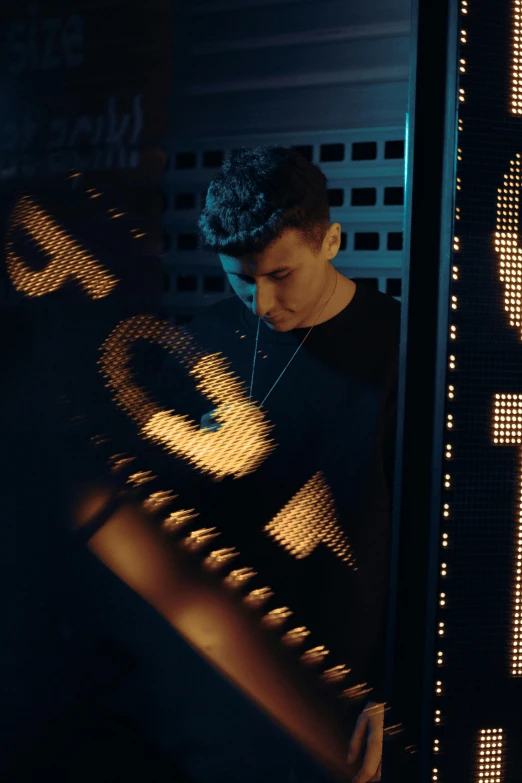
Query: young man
159 146 401 782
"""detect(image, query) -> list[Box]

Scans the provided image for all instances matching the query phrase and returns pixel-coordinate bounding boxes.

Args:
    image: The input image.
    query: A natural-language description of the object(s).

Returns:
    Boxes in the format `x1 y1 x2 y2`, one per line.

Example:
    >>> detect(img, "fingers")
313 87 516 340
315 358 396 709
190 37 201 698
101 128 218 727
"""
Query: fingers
347 711 368 765
351 701 385 782
352 742 382 783
349 710 383 783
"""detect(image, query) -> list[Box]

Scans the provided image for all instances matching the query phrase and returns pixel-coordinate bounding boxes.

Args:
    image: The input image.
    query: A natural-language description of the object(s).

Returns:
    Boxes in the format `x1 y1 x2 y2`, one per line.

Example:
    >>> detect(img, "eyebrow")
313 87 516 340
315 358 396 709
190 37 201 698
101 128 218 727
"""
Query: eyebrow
231 267 290 277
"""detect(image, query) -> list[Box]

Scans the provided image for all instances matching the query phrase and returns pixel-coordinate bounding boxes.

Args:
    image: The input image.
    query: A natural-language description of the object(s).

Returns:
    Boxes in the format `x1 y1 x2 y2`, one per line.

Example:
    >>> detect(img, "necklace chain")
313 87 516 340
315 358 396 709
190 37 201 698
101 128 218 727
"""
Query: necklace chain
248 271 339 407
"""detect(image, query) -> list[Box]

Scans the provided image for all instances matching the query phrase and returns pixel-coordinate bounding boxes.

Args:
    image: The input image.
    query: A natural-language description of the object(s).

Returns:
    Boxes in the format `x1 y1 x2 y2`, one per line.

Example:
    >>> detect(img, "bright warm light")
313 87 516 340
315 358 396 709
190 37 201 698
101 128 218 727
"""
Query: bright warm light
301 645 329 665
494 156 522 333
6 195 118 299
264 471 357 568
321 664 351 683
475 728 505 780
513 0 522 114
98 315 275 480
491 394 522 675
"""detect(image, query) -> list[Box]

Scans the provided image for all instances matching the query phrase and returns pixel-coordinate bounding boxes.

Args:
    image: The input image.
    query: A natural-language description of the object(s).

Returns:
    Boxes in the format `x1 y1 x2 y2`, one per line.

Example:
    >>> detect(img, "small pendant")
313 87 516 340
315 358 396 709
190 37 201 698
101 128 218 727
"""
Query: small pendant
200 409 221 431
200 402 257 431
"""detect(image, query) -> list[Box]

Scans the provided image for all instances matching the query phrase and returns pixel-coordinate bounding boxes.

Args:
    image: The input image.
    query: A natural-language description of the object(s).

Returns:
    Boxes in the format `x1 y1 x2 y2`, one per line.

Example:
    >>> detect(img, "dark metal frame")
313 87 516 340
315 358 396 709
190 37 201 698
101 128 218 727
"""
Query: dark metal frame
384 0 460 780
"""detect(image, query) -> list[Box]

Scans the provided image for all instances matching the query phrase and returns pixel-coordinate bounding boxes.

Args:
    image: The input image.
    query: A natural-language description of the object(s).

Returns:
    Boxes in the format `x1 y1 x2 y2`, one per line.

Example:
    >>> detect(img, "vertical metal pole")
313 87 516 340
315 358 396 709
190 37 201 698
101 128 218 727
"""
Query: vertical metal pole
385 0 460 780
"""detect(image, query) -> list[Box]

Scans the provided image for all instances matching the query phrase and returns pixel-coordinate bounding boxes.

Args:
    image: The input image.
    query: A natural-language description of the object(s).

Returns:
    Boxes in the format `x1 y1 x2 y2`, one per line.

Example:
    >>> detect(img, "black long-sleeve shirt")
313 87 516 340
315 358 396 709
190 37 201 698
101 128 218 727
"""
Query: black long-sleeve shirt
158 281 400 705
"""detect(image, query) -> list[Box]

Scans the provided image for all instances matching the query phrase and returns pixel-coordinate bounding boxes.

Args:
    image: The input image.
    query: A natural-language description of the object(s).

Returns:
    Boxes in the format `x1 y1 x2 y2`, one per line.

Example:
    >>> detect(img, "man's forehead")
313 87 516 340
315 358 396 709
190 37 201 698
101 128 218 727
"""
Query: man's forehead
219 251 293 276
220 230 308 267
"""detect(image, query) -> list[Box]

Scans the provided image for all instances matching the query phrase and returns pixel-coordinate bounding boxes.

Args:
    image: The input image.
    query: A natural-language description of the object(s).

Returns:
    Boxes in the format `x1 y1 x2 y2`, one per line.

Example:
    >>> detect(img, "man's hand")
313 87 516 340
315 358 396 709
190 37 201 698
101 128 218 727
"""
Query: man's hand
346 700 384 783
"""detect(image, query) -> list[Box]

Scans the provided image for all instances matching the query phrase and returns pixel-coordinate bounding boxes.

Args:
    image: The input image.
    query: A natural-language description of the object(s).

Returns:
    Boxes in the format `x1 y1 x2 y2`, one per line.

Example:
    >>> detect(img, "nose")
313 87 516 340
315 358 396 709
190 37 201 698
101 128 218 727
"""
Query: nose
251 280 275 318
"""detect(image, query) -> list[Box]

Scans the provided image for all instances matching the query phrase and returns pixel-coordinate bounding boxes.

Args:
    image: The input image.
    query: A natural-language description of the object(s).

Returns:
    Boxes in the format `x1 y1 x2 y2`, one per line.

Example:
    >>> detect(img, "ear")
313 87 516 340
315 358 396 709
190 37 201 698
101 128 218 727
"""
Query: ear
325 222 342 259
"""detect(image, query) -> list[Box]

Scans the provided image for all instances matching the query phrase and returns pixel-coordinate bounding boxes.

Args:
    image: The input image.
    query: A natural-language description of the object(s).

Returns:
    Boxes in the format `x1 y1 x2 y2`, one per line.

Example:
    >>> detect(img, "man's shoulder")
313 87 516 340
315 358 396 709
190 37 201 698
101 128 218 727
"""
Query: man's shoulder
352 284 401 363
355 284 401 339
363 285 401 320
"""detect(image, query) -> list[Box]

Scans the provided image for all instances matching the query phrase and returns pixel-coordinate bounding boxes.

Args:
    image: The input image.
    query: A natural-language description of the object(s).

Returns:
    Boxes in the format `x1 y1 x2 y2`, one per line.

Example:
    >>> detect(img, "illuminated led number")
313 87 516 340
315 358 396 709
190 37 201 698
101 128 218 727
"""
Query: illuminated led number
492 155 522 676
98 315 275 480
5 195 118 299
264 471 357 568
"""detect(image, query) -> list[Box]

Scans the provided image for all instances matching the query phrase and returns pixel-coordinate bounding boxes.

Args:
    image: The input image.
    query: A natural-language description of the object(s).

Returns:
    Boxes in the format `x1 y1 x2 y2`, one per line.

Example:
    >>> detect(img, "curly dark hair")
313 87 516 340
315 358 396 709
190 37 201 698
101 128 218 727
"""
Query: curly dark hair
197 146 331 257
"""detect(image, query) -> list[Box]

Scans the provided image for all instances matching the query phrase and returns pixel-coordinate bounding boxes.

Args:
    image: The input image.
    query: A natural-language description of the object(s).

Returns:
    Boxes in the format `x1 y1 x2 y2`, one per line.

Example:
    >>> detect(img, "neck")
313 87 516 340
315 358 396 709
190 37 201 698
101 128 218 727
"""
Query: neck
297 269 355 328
316 266 339 321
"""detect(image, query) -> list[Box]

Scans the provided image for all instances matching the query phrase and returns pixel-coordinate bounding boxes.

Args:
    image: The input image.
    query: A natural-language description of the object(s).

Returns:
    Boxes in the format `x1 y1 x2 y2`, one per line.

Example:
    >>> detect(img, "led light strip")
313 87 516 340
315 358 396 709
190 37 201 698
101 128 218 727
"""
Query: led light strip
513 0 522 114
431 3 470 779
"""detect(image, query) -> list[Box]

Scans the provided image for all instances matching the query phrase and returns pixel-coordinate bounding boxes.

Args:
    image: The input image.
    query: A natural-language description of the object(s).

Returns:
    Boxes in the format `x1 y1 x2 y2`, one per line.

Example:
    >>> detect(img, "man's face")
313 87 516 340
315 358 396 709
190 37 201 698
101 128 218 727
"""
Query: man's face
219 225 340 331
